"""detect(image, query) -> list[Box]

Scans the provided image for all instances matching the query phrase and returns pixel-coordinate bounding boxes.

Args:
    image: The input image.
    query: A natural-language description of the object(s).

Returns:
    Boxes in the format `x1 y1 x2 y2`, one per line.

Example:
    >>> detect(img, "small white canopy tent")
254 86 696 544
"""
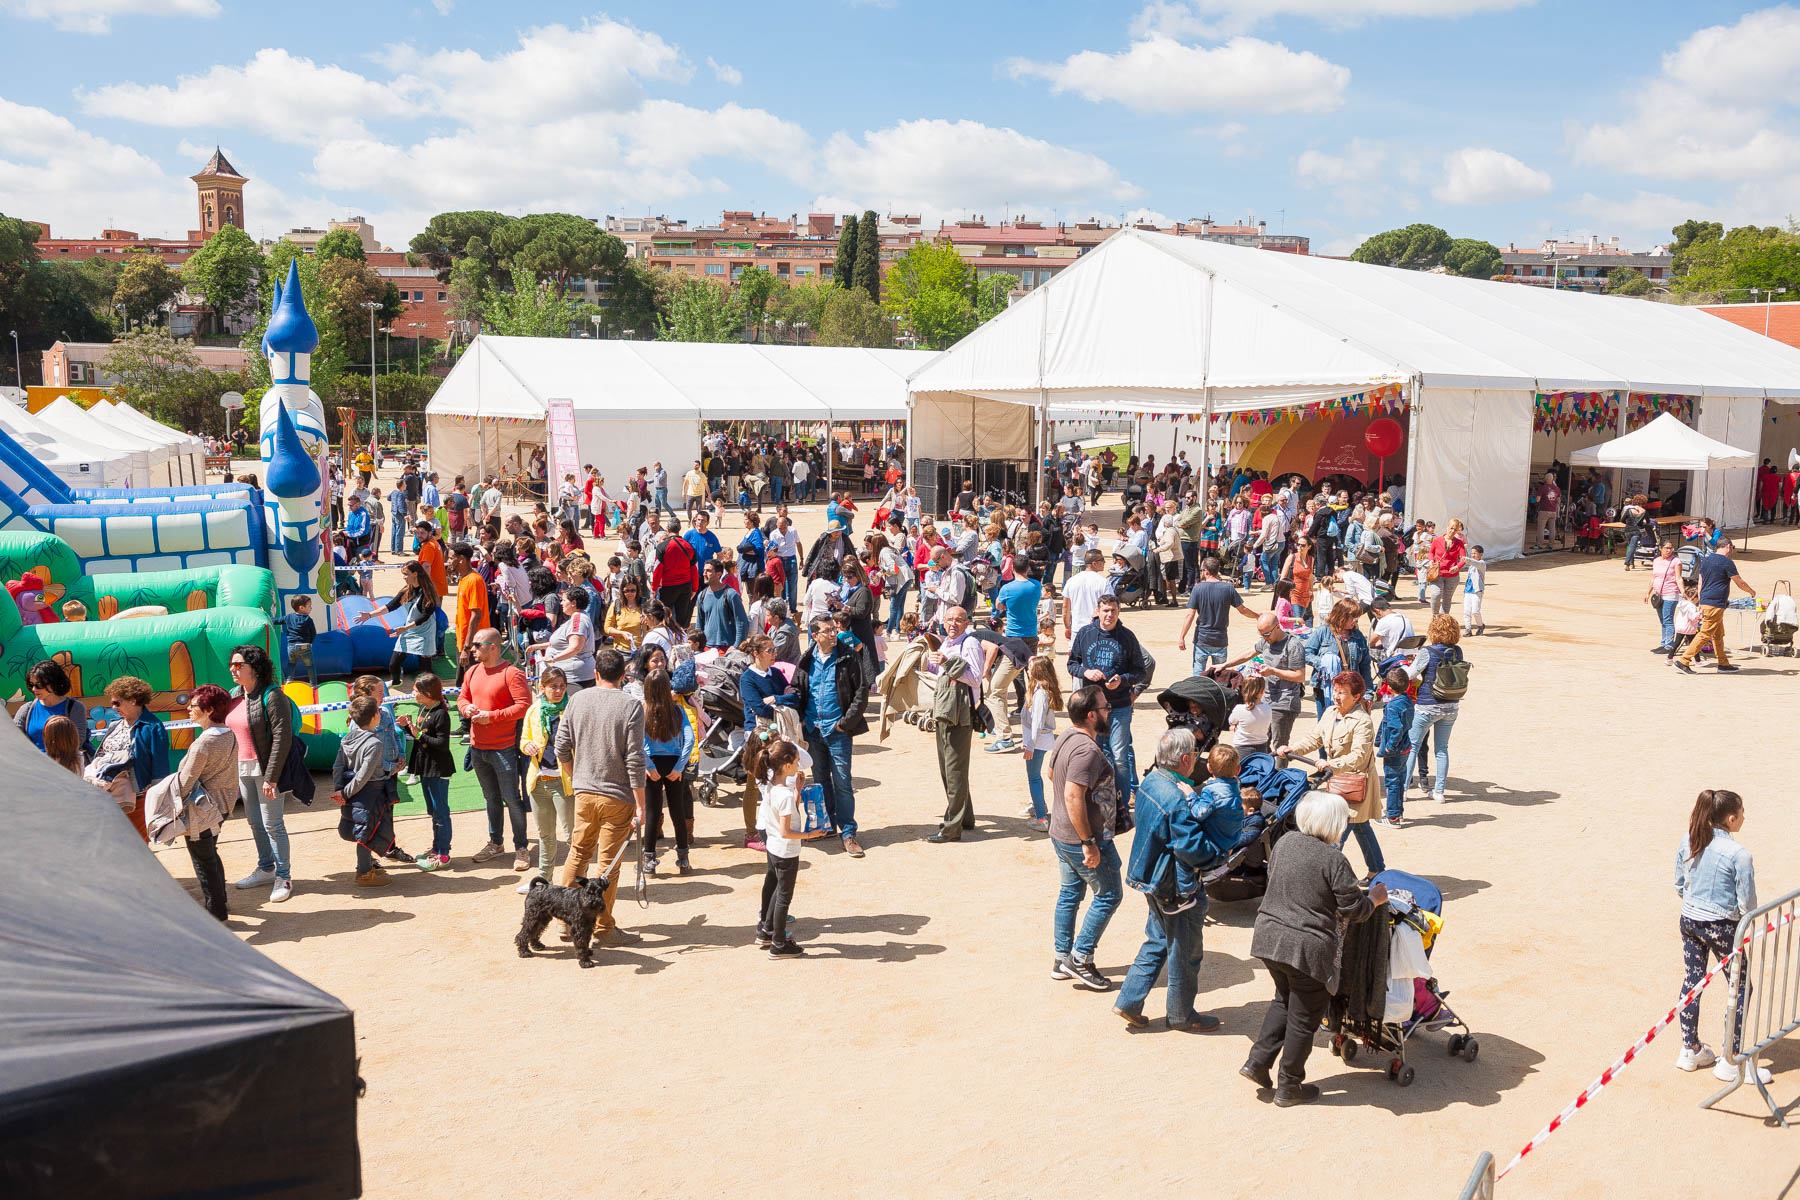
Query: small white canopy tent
907 229 1800 559
1568 412 1757 471
0 400 135 489
426 337 933 493
96 401 206 485
34 396 162 488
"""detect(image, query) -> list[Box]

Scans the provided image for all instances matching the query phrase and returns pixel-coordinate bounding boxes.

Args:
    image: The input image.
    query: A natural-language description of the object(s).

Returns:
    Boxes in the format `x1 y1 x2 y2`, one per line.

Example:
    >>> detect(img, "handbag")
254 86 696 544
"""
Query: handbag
797 783 833 834
1326 770 1368 799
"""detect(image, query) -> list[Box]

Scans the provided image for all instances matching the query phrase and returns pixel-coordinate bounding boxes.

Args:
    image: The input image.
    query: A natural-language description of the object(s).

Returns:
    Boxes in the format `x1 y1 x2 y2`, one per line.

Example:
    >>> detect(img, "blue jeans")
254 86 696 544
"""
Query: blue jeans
1191 642 1227 674
1406 703 1459 794
239 769 291 881
1657 596 1677 650
472 747 527 849
1381 753 1409 820
1052 837 1123 960
1104 703 1136 805
1260 547 1282 588
653 486 675 518
781 556 798 608
418 775 451 856
390 517 405 555
1024 749 1046 820
886 580 911 634
1116 901 1208 1024
1339 820 1386 875
806 725 857 839
771 477 785 503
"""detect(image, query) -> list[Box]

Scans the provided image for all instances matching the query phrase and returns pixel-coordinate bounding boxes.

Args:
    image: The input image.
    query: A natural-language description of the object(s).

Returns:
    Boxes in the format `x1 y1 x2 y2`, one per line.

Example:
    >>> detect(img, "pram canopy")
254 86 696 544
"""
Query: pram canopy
1371 868 1442 915
1157 674 1233 745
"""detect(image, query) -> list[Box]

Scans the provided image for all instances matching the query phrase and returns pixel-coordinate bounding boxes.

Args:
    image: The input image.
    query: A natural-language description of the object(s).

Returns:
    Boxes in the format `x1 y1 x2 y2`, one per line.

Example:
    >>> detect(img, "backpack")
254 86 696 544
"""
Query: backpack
1327 511 1341 539
1431 653 1472 702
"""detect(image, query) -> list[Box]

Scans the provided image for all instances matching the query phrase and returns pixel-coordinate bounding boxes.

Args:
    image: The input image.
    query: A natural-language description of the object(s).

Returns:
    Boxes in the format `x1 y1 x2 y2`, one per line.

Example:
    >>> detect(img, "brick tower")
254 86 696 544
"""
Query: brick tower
191 146 247 238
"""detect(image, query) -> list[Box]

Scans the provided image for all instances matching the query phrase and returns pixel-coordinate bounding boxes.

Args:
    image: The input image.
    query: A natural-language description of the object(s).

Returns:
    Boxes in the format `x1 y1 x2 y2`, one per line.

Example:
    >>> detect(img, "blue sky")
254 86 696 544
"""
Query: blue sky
1 1 1794 254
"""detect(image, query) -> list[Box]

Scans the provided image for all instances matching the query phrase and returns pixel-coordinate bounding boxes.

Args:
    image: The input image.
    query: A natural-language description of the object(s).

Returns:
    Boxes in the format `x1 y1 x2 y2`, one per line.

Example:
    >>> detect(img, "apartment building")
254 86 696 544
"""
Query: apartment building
1498 235 1672 291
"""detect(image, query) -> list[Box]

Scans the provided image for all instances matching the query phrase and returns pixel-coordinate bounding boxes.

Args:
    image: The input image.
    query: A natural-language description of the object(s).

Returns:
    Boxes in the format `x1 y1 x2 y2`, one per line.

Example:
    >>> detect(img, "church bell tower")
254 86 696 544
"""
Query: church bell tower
191 146 247 238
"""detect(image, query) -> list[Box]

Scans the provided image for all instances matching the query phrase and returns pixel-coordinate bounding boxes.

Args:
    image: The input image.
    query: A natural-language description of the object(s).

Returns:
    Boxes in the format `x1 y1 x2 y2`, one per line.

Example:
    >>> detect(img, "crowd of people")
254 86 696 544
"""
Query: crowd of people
22 434 1778 1107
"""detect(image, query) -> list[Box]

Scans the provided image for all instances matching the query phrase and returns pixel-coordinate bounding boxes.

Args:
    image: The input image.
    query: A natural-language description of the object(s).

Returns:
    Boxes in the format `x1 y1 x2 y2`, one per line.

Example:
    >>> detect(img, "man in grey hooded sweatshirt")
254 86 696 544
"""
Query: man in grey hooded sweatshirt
332 695 412 887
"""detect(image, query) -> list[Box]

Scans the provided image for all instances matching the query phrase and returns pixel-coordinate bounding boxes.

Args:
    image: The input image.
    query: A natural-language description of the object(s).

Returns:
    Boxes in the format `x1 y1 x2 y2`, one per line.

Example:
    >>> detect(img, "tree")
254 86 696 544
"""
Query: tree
1668 223 1800 302
658 276 739 342
1606 266 1653 297
603 260 670 337
1441 237 1503 280
104 327 198 410
113 250 181 327
313 228 367 262
33 260 116 343
774 277 833 337
185 224 264 334
315 256 389 356
481 267 590 337
1351 224 1454 271
446 253 490 324
884 240 979 348
735 266 782 341
0 215 39 330
854 209 881 302
815 287 893 347
1670 219 1725 263
409 211 512 278
490 213 624 298
975 272 1019 322
835 213 859 289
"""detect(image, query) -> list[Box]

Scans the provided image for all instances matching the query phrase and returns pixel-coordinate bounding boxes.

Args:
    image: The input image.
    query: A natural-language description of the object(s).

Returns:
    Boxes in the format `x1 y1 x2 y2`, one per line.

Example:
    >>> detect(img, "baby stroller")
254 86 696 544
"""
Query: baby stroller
1201 752 1323 902
1156 672 1234 750
1109 544 1150 609
1325 868 1479 1086
1760 580 1797 656
692 648 752 806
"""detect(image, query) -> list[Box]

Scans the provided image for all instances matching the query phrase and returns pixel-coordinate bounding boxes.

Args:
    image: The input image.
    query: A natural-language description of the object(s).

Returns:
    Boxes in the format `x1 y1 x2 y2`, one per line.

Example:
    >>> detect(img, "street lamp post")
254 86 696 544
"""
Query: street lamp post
7 330 18 390
591 313 604 340
792 320 807 346
361 300 380 456
408 322 424 372
1751 286 1789 337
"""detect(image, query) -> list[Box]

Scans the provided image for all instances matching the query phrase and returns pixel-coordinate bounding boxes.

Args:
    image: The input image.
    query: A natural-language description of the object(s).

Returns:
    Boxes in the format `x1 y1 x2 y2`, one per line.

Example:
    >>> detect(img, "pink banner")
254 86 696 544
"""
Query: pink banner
546 396 578 487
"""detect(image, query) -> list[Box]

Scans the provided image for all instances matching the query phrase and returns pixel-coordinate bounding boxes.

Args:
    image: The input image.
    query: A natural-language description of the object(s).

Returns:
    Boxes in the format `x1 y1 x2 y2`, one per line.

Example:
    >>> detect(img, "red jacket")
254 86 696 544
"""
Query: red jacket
1429 534 1466 579
652 535 697 590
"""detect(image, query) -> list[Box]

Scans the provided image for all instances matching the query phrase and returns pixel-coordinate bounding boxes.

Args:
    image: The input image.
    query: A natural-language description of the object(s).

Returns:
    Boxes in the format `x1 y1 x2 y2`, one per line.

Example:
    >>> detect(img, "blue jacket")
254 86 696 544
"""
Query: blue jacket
1375 693 1414 757
1126 768 1236 911
738 663 798 730
1303 623 1374 693
645 705 696 763
1676 828 1757 922
696 584 748 648
738 527 766 569
128 716 172 792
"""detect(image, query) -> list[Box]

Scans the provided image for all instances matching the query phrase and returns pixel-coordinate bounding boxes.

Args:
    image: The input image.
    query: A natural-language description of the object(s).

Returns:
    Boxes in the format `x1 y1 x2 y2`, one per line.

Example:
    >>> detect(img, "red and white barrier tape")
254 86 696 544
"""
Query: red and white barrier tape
1498 908 1796 1181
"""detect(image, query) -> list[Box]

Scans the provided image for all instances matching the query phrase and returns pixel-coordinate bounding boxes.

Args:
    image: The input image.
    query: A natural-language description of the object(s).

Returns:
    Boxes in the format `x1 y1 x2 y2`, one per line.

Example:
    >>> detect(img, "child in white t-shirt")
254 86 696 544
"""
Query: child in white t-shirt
1462 544 1488 635
1227 674 1272 755
755 738 824 957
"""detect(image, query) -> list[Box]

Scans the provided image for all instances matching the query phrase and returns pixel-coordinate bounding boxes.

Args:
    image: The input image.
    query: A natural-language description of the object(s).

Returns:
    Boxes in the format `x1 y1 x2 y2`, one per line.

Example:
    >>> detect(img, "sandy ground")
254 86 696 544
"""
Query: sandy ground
179 468 1800 1199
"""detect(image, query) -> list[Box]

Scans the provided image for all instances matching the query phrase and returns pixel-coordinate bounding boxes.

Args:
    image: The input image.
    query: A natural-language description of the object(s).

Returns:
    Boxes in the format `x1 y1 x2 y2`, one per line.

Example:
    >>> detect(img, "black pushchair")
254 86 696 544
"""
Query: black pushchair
693 649 752 807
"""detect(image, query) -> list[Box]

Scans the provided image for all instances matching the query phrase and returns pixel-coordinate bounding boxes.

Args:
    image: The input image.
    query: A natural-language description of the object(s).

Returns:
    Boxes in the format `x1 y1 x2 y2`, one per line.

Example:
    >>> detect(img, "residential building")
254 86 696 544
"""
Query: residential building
276 216 382 255
1498 236 1672 292
935 214 1308 292
28 148 250 267
367 251 456 343
41 340 251 389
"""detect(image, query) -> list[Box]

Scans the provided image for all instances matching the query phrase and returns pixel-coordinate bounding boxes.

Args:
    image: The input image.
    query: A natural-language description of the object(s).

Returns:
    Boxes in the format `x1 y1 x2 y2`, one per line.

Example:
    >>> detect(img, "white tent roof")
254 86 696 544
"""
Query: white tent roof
907 229 1800 408
94 400 206 482
0 401 134 488
34 397 161 484
428 337 936 423
1568 412 1757 471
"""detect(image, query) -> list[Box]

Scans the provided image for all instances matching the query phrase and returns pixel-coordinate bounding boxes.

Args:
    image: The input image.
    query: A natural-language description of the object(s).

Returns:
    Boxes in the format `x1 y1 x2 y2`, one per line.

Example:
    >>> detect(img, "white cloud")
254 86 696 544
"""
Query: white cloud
382 20 687 126
0 0 216 34
431 0 452 12
0 97 190 236
1125 207 1174 225
1296 137 1387 186
1569 8 1800 182
80 49 416 143
1008 34 1348 114
815 119 1138 222
706 57 743 86
1570 189 1706 240
1132 0 1532 38
1433 147 1551 204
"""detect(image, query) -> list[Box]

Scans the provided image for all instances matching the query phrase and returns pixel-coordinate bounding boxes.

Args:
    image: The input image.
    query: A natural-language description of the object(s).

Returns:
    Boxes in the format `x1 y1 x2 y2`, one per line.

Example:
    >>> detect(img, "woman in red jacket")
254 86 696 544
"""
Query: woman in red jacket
1426 518 1467 618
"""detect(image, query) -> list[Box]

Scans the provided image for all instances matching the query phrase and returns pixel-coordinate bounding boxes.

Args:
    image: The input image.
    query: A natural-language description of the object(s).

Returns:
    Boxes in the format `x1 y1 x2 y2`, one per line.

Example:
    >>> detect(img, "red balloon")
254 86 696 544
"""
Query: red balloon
1364 417 1404 458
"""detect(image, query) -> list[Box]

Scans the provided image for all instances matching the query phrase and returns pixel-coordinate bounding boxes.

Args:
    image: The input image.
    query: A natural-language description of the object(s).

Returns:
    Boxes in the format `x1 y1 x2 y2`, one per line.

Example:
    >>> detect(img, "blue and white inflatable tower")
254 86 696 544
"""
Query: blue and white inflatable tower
259 260 331 622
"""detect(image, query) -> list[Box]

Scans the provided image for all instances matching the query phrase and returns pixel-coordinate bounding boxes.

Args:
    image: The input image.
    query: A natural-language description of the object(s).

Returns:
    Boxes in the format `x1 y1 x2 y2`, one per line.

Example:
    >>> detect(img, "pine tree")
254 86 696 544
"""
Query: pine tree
834 214 858 289
854 209 880 302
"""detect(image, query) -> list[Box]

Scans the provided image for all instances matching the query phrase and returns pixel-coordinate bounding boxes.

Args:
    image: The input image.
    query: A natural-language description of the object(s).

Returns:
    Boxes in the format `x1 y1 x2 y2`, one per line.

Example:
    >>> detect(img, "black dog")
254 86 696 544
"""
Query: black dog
516 875 610 968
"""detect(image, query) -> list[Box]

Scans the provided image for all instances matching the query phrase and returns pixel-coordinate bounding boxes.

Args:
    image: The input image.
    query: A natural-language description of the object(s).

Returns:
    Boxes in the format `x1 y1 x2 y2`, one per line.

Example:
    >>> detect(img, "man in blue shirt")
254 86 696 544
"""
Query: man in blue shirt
342 494 371 558
1676 539 1755 673
684 510 723 572
695 560 748 651
421 471 441 511
985 563 1044 752
793 617 870 857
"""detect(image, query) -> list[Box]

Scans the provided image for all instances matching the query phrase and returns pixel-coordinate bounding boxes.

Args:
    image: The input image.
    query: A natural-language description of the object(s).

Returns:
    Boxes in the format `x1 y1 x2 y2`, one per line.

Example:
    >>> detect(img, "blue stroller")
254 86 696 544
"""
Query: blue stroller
1200 752 1326 903
1326 868 1479 1086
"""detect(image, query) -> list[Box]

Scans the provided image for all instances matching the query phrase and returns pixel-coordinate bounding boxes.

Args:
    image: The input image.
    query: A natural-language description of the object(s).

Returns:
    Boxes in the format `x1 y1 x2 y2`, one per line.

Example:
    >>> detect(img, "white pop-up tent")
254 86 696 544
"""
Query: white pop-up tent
93 400 206 484
1568 412 1758 471
426 337 935 492
0 400 135 488
34 397 163 487
906 229 1800 559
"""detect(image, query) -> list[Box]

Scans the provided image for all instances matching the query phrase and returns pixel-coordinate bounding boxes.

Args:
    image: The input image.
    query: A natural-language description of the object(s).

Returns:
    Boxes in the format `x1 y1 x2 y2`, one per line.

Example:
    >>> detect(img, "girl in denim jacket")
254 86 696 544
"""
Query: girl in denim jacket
1673 789 1763 1084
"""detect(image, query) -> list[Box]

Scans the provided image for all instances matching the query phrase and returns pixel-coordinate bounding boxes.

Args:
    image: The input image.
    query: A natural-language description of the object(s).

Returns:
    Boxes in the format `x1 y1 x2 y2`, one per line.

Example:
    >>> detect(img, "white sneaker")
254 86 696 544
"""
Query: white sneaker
233 866 276 890
1714 1058 1773 1085
1430 790 1446 804
269 878 293 903
515 879 533 895
1675 1045 1716 1072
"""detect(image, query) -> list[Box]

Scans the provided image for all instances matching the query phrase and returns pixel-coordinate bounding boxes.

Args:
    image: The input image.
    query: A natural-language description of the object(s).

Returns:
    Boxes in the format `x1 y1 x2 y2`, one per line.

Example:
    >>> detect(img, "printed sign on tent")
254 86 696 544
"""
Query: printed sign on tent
546 396 578 487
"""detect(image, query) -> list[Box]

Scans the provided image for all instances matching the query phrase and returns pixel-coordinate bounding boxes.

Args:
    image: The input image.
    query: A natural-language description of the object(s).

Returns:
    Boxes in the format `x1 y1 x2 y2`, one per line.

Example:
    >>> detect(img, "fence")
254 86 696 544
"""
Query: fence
1702 886 1800 1125
1455 1153 1495 1199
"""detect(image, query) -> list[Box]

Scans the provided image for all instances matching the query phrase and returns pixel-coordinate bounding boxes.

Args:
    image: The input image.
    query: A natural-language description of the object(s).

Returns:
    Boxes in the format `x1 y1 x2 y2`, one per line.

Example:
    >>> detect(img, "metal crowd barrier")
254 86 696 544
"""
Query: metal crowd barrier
1456 1152 1495 1199
1702 886 1800 1125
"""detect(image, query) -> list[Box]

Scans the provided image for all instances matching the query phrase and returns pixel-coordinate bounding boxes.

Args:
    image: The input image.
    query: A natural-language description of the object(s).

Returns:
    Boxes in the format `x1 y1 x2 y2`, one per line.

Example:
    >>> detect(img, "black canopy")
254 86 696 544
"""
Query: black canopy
0 722 361 1199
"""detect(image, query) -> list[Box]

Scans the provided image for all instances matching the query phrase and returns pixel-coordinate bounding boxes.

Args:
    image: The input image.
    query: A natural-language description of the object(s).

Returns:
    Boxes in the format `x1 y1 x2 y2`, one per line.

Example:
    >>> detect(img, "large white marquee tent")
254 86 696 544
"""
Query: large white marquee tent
906 229 1800 559
92 400 206 484
0 400 136 488
426 338 935 492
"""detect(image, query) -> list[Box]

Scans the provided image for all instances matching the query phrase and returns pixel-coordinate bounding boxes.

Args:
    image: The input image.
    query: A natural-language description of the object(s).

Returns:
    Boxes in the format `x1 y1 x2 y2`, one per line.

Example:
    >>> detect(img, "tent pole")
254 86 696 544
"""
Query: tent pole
1199 270 1216 483
1035 390 1048 508
905 400 914 490
1402 375 1422 522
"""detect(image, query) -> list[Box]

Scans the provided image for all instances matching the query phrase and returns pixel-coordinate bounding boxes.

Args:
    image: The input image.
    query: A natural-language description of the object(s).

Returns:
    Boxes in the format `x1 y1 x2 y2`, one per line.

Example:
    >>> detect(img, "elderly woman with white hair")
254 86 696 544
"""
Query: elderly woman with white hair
1239 792 1387 1107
